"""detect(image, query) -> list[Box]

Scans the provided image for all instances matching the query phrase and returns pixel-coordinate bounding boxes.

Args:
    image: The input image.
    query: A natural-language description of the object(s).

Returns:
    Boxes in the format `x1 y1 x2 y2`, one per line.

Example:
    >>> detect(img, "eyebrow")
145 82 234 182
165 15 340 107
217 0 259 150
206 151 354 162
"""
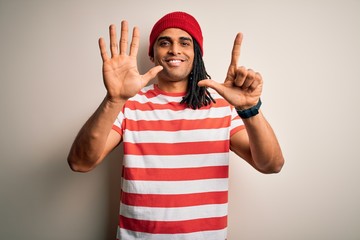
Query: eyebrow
157 36 193 42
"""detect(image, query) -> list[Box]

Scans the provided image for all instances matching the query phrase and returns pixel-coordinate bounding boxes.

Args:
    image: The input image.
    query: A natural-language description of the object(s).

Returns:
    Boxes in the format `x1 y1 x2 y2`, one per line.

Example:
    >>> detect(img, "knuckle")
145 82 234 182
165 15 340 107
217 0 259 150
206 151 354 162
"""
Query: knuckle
237 66 247 76
255 72 262 79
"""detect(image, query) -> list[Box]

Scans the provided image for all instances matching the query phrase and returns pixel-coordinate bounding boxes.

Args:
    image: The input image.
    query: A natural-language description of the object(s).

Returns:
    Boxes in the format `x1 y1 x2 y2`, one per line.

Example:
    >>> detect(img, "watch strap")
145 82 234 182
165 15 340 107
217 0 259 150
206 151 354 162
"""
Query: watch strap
236 99 262 119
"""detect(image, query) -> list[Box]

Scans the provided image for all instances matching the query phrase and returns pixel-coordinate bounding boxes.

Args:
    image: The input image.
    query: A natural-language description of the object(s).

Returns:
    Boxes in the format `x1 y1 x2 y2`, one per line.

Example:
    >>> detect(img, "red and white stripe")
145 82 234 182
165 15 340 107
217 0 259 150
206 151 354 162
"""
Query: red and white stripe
117 227 228 240
123 153 229 169
114 84 244 239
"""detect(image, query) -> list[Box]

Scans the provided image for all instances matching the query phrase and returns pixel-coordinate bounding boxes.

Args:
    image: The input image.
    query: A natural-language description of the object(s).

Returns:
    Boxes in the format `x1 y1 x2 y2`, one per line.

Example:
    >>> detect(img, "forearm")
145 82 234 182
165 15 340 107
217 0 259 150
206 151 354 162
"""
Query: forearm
67 96 125 172
242 111 284 173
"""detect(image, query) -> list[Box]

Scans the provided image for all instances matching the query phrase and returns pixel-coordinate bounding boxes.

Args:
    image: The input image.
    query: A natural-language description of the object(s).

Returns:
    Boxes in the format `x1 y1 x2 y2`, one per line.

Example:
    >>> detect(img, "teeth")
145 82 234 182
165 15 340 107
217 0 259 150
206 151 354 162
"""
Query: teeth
169 60 181 63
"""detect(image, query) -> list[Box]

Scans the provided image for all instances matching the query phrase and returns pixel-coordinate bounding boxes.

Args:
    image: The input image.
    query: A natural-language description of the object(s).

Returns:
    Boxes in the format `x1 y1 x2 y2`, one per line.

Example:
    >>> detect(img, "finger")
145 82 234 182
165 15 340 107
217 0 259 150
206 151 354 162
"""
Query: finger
98 37 109 62
255 72 263 81
109 24 118 57
141 66 163 85
119 20 128 55
225 33 243 82
198 79 225 97
230 33 243 67
248 72 263 90
129 26 140 57
242 69 256 89
234 66 247 87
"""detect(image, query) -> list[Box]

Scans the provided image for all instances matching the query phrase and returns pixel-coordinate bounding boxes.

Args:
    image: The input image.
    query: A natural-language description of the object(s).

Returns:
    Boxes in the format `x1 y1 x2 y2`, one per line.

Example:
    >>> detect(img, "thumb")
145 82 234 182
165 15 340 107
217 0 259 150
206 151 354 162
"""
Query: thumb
198 79 225 96
142 65 163 84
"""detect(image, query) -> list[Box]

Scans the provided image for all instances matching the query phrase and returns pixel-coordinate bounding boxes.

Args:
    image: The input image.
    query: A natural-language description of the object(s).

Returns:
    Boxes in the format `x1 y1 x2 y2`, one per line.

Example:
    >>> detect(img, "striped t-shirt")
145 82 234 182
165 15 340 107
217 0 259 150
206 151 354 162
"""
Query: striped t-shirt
112 84 245 240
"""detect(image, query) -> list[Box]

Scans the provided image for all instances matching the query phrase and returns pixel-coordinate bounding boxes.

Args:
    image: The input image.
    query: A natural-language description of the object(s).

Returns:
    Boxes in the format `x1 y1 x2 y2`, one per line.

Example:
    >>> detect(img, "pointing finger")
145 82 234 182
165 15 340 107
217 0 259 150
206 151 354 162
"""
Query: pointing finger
129 26 140 57
225 33 243 83
230 33 243 67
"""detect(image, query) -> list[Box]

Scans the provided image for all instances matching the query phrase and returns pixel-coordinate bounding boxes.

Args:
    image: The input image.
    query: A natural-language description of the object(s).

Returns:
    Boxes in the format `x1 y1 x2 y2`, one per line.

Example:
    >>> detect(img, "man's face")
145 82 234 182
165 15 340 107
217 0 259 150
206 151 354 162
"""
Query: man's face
151 28 194 83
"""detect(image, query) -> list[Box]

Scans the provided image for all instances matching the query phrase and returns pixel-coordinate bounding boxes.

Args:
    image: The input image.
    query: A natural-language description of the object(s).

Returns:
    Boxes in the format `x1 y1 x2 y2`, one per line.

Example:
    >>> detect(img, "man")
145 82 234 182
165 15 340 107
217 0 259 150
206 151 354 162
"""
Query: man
68 11 284 240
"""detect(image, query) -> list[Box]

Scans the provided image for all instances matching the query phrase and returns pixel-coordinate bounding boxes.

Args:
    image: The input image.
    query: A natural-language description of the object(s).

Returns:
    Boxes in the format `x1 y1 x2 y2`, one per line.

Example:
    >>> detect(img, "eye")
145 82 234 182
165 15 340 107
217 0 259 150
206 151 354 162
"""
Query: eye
181 41 191 47
159 41 170 47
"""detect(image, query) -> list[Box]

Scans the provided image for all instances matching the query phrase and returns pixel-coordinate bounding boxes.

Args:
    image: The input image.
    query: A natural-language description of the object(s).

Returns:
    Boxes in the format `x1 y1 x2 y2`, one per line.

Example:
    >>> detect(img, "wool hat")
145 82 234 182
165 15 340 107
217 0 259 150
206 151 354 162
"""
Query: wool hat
148 11 203 57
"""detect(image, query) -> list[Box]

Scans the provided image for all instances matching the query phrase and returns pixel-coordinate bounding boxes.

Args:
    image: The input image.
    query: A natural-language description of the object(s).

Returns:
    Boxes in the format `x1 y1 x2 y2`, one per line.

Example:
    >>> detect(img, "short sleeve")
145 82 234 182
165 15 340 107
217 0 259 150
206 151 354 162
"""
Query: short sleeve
112 110 125 136
230 106 245 136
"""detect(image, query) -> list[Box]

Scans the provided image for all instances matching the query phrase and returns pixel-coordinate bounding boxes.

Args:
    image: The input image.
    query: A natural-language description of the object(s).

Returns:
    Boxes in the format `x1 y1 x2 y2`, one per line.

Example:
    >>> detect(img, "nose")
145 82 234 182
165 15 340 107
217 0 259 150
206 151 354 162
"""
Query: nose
168 42 180 55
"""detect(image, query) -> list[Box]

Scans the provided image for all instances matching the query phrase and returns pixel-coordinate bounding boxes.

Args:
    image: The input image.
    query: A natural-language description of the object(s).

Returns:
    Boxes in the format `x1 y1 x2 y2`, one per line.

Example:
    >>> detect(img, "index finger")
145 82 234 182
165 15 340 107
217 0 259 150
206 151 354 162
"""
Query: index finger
129 26 140 57
230 33 243 67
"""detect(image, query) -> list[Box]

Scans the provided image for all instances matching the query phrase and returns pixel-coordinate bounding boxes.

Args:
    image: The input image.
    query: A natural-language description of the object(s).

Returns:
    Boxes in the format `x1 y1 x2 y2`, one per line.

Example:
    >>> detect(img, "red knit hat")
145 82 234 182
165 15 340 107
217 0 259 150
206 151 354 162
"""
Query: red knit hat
148 11 203 57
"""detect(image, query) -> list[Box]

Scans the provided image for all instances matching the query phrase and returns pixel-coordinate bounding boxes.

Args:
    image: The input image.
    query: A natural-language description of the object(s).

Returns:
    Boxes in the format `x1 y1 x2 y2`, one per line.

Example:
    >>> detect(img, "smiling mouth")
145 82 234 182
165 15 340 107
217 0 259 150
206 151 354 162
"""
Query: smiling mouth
164 59 184 67
166 59 184 63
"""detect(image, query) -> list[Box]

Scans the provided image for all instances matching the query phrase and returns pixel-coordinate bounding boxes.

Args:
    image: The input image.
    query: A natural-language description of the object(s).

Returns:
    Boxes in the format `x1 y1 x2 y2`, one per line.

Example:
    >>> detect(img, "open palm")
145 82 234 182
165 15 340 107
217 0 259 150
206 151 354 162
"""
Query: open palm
99 21 162 102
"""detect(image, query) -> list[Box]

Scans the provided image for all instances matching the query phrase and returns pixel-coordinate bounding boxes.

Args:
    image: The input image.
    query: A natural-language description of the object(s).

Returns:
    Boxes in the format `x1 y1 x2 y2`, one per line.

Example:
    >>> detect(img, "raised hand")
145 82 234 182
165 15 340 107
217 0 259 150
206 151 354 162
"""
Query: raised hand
198 33 262 110
99 21 163 103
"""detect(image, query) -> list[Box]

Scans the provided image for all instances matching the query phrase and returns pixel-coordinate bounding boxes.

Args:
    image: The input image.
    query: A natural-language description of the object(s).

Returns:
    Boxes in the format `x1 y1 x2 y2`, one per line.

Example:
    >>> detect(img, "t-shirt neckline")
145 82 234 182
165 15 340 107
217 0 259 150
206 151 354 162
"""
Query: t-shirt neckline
154 84 186 97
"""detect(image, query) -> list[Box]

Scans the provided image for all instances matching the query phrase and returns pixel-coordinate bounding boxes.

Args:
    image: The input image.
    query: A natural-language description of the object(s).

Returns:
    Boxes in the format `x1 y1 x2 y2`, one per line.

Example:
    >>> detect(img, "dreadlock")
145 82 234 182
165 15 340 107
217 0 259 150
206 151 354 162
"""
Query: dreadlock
180 39 216 109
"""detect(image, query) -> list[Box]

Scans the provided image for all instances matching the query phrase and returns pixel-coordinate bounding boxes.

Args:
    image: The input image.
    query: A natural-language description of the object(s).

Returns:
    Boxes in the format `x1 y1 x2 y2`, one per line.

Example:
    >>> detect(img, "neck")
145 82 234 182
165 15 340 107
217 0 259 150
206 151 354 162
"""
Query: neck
157 79 188 93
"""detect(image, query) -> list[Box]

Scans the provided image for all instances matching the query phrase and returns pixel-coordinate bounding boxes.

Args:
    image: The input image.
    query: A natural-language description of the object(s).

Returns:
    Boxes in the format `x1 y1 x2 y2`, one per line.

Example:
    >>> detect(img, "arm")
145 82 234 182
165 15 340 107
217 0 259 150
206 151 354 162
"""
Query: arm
67 98 123 172
68 21 163 172
230 111 284 173
198 33 284 174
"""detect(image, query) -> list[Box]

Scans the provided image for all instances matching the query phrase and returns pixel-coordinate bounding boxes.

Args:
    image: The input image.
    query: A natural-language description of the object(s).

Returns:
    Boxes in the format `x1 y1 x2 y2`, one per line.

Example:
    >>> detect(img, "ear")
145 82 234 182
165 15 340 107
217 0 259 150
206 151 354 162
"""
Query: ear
150 57 154 63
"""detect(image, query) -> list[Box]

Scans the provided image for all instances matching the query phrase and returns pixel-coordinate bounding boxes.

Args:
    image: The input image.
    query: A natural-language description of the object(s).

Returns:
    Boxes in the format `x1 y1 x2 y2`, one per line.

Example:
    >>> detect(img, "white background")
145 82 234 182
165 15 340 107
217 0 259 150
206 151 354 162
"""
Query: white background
1 0 359 239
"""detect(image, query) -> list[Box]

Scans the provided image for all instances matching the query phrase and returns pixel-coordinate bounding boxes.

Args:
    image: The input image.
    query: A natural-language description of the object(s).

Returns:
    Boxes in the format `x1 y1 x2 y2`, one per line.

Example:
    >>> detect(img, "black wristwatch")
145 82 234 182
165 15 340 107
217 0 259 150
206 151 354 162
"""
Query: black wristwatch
236 99 262 119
